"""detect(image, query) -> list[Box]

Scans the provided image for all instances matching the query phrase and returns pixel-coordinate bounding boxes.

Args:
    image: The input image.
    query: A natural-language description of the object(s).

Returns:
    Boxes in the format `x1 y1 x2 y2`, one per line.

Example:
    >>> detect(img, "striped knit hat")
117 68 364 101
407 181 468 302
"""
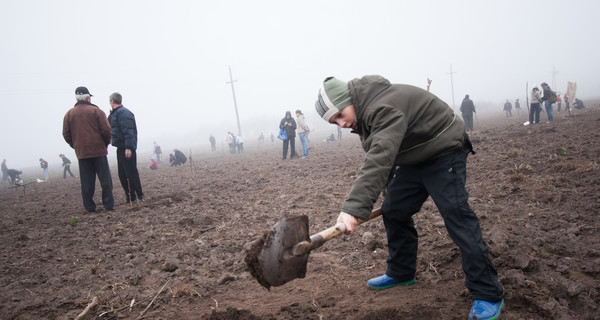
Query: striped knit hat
315 77 352 121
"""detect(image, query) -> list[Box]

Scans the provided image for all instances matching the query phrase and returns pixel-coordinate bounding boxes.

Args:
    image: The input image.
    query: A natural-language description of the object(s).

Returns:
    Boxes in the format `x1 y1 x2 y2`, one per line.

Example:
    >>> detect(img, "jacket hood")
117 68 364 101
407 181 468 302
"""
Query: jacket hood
349 75 392 121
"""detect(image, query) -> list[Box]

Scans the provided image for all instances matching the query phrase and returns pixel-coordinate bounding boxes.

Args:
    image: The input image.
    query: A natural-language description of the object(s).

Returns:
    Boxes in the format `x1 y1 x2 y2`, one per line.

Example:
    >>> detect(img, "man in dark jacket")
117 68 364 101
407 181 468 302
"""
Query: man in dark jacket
279 111 297 160
460 94 476 131
315 75 504 320
503 99 512 118
540 82 555 122
172 149 187 166
108 92 143 204
62 86 114 213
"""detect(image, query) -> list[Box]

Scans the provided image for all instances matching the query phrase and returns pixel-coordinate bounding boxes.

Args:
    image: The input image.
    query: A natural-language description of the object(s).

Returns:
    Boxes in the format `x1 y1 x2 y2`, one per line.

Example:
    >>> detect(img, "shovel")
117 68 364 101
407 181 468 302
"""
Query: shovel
245 208 382 289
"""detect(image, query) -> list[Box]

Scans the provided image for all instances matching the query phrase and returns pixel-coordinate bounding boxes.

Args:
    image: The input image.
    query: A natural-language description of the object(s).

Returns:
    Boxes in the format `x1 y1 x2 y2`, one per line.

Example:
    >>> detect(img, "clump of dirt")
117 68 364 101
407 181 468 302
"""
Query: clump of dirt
244 230 271 290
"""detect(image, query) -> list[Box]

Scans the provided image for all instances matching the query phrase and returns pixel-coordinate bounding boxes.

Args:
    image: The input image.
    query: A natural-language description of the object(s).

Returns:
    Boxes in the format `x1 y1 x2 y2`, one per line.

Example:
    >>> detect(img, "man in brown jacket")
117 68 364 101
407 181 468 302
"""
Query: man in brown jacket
63 86 114 213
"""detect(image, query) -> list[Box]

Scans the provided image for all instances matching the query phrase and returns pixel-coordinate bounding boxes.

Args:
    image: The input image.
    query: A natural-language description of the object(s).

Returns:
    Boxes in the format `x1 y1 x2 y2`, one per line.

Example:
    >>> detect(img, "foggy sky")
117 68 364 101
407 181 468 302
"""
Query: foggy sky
1 0 598 169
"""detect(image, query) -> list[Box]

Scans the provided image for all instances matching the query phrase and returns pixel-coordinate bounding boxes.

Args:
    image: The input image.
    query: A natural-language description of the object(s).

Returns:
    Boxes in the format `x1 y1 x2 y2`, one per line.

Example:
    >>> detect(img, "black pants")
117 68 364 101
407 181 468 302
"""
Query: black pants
116 148 143 201
529 103 541 124
381 139 503 302
78 156 114 212
63 165 74 178
462 113 474 131
282 137 296 159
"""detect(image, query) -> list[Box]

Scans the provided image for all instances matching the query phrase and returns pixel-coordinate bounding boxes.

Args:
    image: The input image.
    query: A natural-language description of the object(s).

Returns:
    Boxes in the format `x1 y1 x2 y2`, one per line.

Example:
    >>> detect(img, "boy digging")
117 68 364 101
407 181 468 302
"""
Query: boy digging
315 75 504 320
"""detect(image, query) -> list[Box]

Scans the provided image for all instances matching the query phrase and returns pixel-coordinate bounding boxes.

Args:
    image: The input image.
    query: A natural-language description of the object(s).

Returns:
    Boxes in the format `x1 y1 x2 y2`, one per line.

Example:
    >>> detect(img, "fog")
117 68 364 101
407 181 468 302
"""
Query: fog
1 0 598 171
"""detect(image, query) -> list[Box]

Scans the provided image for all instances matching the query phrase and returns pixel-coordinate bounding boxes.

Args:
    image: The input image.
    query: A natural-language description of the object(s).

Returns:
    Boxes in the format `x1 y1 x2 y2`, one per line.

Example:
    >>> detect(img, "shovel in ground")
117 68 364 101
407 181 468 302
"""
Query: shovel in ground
245 208 382 289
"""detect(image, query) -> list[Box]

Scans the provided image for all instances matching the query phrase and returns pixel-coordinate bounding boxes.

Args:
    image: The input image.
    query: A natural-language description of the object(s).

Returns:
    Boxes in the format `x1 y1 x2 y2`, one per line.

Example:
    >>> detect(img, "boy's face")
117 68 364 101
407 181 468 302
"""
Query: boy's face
329 105 356 129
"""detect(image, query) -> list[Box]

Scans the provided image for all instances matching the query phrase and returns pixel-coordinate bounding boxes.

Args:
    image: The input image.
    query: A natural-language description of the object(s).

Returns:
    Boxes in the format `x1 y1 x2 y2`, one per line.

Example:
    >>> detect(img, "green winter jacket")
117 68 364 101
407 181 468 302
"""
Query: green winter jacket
341 75 465 220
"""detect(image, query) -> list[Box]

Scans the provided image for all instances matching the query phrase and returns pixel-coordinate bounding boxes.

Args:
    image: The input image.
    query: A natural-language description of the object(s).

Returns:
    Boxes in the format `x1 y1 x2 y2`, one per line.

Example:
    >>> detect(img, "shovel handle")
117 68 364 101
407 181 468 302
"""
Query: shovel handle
292 207 382 256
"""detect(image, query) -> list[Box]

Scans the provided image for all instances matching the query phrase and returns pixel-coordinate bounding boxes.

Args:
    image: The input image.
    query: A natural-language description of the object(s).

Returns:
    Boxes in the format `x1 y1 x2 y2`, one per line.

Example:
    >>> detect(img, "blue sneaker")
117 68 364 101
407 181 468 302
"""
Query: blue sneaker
367 274 415 290
469 299 504 320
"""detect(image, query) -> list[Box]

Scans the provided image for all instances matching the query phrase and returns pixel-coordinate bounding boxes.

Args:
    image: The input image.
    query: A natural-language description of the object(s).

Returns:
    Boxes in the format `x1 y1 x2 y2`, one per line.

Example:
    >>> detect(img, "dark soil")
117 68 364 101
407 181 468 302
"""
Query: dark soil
1 106 599 320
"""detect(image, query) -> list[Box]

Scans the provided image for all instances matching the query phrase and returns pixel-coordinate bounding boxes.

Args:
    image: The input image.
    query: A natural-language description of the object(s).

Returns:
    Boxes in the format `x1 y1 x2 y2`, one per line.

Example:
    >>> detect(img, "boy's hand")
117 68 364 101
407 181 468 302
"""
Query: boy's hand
337 212 359 235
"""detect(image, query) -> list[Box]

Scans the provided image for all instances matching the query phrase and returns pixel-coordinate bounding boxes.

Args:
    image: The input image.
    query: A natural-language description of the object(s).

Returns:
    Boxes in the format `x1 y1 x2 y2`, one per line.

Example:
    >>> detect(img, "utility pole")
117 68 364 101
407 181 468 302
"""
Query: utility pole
552 65 558 91
446 64 457 111
226 66 242 137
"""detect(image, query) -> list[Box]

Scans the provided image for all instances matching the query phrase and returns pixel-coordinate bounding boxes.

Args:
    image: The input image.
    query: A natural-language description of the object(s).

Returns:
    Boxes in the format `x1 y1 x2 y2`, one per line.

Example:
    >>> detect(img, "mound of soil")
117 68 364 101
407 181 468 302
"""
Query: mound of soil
1 106 599 319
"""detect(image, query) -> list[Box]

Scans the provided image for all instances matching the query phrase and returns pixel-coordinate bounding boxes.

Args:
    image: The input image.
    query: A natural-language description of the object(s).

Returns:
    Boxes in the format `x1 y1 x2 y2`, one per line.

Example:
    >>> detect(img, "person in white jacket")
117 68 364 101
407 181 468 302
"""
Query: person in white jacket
295 110 310 158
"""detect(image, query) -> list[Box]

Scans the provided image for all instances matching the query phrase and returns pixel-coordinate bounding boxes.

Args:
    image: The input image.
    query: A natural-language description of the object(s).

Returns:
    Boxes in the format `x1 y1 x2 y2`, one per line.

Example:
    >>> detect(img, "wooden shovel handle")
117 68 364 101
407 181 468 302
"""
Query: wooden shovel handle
292 207 382 256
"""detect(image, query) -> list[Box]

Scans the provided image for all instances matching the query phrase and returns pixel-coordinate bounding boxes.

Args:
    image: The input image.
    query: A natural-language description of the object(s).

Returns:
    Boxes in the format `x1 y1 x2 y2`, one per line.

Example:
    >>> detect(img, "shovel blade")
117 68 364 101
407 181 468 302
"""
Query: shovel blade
247 215 310 289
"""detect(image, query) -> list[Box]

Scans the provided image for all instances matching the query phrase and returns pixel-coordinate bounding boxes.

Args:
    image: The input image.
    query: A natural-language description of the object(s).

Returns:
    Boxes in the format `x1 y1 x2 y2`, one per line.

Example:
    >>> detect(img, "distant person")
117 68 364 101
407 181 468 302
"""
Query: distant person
573 98 585 110
295 109 310 158
153 142 162 164
2 159 8 181
503 99 512 118
148 158 158 170
270 132 275 143
209 134 217 152
540 82 555 123
564 95 570 113
62 86 114 213
169 153 175 166
226 131 236 154
337 125 342 140
172 149 187 166
556 94 562 112
514 99 521 116
460 94 476 131
236 134 244 153
258 132 265 144
529 87 542 124
59 154 75 178
6 169 22 185
279 111 297 160
314 75 504 320
39 158 48 180
108 92 143 205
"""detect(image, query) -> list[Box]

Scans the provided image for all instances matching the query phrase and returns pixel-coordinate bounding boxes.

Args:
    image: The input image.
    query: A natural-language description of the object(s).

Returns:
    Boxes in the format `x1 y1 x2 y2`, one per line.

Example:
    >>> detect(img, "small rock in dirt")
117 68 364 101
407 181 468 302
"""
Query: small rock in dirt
162 262 178 272
500 268 526 286
541 297 560 312
488 229 508 246
316 296 336 308
371 249 386 260
217 273 236 285
178 217 195 227
567 282 584 297
512 251 531 270
361 231 383 251
433 220 445 228
524 279 538 289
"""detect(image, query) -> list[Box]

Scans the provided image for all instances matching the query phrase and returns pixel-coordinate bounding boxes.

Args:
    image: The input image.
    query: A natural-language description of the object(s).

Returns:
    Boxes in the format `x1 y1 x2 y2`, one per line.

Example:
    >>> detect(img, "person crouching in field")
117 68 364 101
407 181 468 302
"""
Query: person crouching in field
149 158 158 170
315 75 504 320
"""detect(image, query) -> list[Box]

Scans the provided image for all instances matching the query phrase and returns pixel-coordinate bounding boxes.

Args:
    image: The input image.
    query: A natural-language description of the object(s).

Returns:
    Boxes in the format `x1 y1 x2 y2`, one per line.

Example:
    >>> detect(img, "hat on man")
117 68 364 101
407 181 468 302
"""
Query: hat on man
315 77 352 121
75 86 93 96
